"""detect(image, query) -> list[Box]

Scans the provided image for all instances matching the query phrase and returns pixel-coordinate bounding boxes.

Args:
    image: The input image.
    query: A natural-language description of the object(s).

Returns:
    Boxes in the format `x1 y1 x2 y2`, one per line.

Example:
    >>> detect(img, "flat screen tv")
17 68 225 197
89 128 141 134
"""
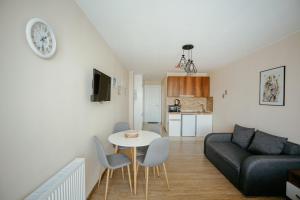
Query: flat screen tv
91 68 111 102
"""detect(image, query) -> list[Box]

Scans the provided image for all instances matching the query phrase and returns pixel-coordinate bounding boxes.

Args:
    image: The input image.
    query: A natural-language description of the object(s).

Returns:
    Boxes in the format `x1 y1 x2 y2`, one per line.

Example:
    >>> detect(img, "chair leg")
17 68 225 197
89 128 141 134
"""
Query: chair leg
121 167 125 180
105 169 110 200
131 148 134 161
145 167 149 200
137 163 140 176
110 169 113 178
127 165 132 193
162 163 170 190
153 167 156 178
98 170 102 189
156 166 160 177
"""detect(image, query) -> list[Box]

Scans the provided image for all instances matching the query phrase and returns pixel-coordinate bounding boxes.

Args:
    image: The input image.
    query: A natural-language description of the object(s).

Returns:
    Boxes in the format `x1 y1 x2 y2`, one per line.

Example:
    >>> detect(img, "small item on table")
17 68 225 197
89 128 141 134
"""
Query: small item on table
125 130 139 138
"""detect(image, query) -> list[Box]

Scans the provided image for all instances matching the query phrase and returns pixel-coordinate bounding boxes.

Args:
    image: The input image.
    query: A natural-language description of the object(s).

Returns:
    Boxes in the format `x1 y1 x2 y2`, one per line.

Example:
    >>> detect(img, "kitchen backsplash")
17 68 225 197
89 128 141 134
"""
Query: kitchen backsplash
167 97 213 112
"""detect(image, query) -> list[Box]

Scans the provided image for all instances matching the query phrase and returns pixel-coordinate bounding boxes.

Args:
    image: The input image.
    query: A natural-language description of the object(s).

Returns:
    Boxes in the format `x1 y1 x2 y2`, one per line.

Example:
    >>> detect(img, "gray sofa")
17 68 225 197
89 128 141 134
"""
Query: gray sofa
204 128 300 196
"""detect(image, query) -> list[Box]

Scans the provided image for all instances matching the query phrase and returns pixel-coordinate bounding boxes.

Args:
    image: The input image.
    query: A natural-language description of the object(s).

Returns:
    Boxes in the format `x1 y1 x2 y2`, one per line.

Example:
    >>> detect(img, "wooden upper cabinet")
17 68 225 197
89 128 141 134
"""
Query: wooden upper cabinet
167 76 180 97
194 77 202 97
201 77 210 97
179 76 186 95
183 76 195 96
167 76 210 97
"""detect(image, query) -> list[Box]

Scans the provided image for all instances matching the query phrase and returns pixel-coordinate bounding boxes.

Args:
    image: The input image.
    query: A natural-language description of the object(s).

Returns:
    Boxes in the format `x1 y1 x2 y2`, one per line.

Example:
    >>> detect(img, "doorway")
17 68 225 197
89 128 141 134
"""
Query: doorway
143 85 161 123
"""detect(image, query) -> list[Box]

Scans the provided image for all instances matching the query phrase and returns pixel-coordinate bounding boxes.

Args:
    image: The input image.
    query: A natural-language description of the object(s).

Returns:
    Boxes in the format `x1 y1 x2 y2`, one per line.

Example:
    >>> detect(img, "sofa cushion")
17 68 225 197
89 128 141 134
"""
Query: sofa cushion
207 142 251 170
232 124 255 149
283 142 300 155
248 130 287 155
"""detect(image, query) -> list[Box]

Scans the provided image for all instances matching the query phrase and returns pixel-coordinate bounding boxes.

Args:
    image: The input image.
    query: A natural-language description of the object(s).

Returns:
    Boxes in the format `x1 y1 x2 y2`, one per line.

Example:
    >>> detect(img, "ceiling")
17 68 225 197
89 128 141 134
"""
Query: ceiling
76 0 300 80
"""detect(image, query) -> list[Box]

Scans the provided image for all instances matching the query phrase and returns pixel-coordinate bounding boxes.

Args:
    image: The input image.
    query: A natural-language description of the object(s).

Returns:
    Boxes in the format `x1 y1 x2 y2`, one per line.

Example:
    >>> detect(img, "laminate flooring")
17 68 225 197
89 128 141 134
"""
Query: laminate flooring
89 135 281 200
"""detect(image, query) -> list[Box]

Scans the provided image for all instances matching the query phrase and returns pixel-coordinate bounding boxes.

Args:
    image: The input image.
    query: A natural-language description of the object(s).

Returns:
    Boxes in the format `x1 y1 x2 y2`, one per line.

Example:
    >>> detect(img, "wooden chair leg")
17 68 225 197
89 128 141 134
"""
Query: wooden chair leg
156 166 160 177
145 167 149 200
110 169 113 178
105 169 110 200
153 167 156 178
162 163 170 190
137 163 140 176
127 165 132 193
97 171 101 189
121 167 125 180
131 148 134 161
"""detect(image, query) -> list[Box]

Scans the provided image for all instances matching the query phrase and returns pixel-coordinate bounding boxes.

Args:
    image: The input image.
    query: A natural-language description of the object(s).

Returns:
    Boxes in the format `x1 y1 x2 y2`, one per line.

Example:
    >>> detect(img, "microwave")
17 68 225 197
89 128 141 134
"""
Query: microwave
169 105 181 112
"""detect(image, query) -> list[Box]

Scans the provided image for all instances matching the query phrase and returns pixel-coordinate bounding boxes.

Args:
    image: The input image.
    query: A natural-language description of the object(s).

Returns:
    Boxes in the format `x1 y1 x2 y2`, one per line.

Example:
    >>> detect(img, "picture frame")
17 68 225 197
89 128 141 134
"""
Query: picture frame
259 66 285 106
112 77 117 88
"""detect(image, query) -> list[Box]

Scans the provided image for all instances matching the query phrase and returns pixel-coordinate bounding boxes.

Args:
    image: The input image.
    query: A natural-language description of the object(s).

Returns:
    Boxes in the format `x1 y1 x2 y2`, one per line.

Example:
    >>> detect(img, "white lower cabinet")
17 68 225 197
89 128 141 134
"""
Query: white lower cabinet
168 114 181 136
196 114 212 137
168 113 213 137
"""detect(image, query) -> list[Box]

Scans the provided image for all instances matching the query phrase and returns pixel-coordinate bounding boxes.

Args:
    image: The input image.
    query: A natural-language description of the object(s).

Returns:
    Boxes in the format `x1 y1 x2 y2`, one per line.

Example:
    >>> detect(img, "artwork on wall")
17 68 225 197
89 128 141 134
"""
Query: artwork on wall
259 66 285 106
112 77 117 88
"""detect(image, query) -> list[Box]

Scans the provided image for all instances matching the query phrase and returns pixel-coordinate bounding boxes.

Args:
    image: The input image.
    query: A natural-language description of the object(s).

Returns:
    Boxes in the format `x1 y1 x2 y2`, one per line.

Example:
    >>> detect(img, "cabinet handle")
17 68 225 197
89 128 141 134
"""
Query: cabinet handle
296 194 300 199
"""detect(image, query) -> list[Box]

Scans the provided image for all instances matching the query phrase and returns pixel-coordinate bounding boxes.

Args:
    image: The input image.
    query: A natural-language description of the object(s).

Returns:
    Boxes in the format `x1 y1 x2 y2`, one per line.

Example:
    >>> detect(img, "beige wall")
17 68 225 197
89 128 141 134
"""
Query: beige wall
0 0 128 199
144 80 162 85
211 31 300 143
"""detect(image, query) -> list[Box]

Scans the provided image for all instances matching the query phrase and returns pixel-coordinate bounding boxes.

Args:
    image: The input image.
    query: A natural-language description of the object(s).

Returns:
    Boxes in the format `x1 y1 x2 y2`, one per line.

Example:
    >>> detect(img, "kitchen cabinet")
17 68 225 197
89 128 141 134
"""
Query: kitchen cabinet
168 114 181 136
201 77 210 97
194 77 202 97
167 76 180 97
168 113 213 137
184 76 195 96
181 114 196 136
167 76 210 97
196 114 212 136
179 76 186 95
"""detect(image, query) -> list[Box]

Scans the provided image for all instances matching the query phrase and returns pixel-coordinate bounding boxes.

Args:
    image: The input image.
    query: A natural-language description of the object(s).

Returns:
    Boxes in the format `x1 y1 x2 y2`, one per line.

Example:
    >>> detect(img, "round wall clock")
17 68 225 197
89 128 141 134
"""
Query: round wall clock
26 18 56 59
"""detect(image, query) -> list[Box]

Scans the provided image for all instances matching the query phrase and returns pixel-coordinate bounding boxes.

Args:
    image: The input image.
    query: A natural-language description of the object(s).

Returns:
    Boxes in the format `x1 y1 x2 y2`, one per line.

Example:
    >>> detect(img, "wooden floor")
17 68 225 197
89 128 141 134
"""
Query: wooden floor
89 137 281 200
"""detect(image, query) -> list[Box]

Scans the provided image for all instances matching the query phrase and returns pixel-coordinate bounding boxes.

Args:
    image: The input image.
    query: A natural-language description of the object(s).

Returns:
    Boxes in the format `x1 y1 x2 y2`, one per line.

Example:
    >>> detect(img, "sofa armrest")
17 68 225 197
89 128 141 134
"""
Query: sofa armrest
204 133 232 155
204 133 232 143
240 155 300 196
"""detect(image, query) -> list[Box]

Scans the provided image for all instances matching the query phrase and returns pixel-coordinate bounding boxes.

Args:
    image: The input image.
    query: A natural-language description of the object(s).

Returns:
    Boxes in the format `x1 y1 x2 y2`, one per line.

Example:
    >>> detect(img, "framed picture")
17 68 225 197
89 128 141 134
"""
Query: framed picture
259 66 285 106
112 77 117 88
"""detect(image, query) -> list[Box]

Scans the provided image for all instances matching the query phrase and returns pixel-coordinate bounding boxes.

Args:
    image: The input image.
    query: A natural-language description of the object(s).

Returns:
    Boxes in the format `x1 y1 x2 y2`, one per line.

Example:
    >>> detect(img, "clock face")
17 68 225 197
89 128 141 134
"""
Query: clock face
26 18 56 58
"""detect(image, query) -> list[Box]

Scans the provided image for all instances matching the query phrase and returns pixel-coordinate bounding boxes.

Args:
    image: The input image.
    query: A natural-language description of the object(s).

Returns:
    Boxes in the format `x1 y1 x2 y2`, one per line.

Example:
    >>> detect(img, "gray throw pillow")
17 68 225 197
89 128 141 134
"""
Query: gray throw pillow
248 130 287 155
283 142 300 155
231 124 255 149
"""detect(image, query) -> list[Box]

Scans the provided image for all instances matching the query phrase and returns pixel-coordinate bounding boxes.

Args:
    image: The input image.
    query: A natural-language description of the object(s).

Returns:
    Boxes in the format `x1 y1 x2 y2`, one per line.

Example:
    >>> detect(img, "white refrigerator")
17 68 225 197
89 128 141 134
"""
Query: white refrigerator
181 114 196 136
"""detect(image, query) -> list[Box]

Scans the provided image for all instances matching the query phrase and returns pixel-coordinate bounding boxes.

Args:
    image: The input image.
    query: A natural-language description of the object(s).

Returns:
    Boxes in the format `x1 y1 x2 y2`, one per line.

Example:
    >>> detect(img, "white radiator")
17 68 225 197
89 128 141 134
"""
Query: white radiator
25 158 85 200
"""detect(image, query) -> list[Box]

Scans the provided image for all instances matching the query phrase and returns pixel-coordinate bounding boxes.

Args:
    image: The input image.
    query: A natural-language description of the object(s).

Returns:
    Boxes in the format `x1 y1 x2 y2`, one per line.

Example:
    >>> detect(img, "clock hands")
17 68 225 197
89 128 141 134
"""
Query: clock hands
40 36 47 42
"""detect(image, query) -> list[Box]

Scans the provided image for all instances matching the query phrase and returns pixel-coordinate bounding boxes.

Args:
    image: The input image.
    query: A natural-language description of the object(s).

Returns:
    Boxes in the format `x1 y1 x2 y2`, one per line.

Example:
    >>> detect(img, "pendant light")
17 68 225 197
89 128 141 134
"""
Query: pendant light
176 49 187 69
176 44 198 75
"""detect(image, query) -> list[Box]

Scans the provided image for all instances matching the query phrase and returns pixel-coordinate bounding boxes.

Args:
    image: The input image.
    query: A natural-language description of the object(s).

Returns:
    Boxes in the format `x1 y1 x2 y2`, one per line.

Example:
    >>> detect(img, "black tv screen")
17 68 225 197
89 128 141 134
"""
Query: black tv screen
91 69 111 101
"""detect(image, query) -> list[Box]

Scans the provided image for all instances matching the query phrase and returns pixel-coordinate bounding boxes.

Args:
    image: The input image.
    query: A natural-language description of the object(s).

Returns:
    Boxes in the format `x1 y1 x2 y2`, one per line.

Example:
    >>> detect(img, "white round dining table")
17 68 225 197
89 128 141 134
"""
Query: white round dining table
108 130 161 194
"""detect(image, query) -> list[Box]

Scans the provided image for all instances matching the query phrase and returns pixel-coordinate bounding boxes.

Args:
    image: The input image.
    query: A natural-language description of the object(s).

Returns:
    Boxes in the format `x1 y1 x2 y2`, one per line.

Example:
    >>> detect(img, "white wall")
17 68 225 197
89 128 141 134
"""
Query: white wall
128 71 134 128
133 74 144 130
161 78 167 129
211 31 300 143
0 0 128 199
